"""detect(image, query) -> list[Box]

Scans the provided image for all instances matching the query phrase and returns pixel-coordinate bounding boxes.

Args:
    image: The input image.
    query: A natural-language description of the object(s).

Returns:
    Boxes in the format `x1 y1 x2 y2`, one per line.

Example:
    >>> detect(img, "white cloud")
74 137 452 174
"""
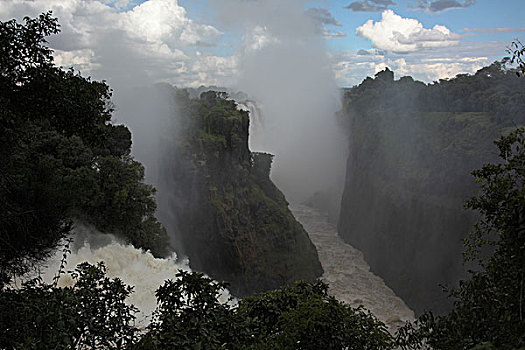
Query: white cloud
331 41 504 86
0 0 227 87
119 0 221 48
53 48 97 72
356 10 460 53
0 1 510 89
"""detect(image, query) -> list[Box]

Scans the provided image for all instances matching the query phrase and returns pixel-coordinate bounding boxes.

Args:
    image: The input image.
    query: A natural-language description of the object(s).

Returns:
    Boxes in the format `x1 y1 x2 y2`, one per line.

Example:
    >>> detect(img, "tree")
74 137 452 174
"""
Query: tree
0 262 138 349
137 276 394 349
507 40 525 77
396 128 525 350
236 280 393 349
0 13 169 286
136 271 243 349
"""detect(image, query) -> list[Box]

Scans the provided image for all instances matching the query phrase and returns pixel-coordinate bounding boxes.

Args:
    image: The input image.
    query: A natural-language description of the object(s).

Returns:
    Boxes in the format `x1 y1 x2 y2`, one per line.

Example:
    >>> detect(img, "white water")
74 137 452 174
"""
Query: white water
291 205 414 329
36 225 234 326
33 208 412 330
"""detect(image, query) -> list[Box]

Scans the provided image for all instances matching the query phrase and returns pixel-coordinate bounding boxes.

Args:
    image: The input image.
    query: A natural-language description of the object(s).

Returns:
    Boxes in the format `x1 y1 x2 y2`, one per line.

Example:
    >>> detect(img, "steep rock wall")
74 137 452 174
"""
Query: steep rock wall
165 89 322 296
338 66 524 314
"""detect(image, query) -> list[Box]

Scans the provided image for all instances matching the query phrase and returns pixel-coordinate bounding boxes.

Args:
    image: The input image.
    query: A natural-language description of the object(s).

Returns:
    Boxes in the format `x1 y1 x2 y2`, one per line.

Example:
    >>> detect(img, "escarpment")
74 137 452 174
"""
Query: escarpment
338 66 525 314
162 89 323 296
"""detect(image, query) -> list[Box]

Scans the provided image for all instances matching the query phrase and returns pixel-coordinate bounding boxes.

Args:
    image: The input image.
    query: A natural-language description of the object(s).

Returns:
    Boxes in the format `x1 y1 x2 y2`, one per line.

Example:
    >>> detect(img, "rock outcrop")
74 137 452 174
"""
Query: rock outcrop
163 89 322 296
337 65 524 314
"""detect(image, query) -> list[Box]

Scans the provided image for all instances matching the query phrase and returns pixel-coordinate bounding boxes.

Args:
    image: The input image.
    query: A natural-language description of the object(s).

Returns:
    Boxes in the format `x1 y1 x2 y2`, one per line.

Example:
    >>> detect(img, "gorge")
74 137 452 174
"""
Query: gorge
1 4 524 347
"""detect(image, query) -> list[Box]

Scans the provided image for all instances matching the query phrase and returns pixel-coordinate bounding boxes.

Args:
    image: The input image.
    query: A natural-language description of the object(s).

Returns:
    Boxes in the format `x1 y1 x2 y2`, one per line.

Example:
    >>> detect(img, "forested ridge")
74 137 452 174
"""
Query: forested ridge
152 86 323 296
0 13 524 350
338 63 525 315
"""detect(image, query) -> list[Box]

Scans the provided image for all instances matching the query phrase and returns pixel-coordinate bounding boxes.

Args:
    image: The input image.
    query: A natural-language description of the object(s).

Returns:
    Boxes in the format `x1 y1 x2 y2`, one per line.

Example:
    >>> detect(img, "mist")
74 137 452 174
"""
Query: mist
75 25 183 248
34 224 234 325
78 0 349 237
212 0 348 220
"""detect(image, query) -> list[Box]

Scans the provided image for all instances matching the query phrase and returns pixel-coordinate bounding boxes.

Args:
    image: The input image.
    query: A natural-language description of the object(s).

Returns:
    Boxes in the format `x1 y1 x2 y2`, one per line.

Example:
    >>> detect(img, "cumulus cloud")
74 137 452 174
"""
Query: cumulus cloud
411 0 476 13
119 0 221 48
345 0 396 12
0 0 228 87
356 10 460 53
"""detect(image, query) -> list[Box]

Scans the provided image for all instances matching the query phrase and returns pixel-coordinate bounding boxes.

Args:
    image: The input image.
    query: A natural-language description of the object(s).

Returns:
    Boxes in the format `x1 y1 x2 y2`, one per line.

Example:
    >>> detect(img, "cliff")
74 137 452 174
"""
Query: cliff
163 89 322 296
338 64 525 315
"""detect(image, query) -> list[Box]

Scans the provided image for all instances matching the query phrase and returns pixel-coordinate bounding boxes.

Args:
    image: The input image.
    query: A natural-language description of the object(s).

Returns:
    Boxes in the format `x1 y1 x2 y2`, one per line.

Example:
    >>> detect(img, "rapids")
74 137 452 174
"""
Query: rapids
36 225 234 326
291 205 415 329
33 208 413 330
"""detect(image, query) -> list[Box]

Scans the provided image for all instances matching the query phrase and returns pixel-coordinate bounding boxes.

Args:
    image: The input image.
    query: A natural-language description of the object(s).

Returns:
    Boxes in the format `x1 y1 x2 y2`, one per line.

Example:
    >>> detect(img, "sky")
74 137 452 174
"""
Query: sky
0 0 523 87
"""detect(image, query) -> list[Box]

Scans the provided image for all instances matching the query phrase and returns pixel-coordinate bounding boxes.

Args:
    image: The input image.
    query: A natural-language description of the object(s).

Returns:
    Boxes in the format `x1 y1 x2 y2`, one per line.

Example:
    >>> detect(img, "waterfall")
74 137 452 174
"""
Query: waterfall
35 224 234 326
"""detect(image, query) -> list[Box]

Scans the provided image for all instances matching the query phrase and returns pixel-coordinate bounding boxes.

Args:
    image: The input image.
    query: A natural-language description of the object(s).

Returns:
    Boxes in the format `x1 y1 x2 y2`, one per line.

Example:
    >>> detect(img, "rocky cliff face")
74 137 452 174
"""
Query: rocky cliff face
339 140 476 314
337 66 523 315
164 89 322 296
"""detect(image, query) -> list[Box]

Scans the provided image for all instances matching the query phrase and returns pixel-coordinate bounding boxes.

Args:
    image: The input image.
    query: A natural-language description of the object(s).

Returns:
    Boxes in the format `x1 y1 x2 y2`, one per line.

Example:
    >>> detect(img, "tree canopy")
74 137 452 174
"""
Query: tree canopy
1 265 395 350
0 12 169 286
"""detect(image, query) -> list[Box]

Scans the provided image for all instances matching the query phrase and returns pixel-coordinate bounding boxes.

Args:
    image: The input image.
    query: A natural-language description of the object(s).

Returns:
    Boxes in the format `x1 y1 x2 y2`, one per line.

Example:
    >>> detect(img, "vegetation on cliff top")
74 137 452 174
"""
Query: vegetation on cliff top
163 87 323 296
338 63 525 315
1 12 524 350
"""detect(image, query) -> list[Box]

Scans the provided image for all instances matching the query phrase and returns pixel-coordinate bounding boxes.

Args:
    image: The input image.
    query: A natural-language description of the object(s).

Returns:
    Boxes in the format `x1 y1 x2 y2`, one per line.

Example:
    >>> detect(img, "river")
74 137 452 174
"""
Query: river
34 205 414 329
292 204 414 329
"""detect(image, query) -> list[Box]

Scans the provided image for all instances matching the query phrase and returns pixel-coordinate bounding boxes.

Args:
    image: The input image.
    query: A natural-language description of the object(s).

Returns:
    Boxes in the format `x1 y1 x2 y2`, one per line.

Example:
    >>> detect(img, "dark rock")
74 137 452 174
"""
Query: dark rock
164 90 323 296
337 66 524 315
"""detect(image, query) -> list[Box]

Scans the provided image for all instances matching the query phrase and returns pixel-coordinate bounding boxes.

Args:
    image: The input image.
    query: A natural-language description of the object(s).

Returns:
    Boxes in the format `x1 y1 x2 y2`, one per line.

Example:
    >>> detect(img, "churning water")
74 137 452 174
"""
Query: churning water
292 205 415 329
37 225 233 326
34 207 413 330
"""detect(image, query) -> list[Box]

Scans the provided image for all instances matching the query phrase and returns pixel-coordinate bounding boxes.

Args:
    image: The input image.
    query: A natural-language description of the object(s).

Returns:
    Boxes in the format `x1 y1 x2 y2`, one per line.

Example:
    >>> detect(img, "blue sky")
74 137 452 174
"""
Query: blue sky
0 0 523 87
174 0 524 54
177 0 525 85
330 1 523 47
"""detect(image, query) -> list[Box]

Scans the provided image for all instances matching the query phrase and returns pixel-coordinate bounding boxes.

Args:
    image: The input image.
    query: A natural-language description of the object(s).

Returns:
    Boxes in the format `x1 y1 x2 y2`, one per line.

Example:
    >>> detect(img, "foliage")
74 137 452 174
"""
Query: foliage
236 280 393 349
1 260 395 349
507 40 525 77
136 276 393 349
0 13 169 285
136 271 242 349
0 262 138 349
395 129 525 350
343 62 525 128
